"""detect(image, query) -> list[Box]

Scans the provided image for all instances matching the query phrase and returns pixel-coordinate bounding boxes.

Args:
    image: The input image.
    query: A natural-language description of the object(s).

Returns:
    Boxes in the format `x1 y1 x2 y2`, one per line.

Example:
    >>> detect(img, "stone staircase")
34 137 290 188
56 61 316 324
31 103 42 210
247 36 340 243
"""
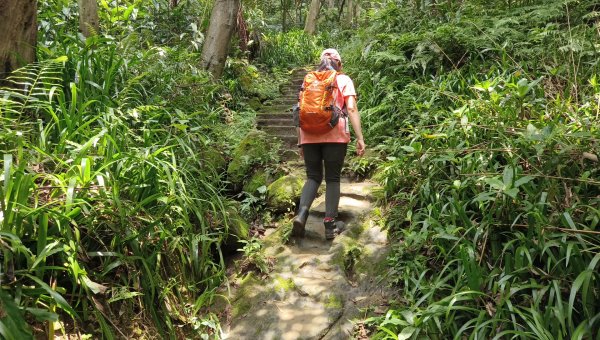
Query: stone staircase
257 69 307 152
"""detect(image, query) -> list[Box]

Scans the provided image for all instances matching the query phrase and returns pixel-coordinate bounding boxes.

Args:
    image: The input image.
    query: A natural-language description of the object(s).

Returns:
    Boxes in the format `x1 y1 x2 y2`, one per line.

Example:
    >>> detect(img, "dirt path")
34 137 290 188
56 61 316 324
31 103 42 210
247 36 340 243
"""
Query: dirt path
214 70 392 339
220 181 390 339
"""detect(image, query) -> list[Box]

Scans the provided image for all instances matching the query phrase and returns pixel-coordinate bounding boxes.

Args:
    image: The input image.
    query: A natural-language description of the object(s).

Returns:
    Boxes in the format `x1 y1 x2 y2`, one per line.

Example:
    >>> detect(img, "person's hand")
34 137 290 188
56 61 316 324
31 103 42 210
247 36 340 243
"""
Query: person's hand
299 145 304 158
356 139 365 156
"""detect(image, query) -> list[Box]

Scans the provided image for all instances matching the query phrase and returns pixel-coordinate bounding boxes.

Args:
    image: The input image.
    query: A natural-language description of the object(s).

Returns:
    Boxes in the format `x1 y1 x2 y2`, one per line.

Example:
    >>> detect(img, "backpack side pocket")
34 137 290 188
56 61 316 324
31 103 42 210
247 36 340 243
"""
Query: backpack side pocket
292 104 300 127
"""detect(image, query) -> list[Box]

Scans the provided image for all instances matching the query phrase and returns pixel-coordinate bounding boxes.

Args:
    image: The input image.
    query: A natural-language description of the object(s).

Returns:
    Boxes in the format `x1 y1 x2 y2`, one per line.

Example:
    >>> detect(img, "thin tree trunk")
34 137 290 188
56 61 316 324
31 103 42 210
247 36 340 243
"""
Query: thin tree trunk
200 0 240 78
345 0 353 27
304 0 320 35
296 0 305 27
281 0 288 31
337 0 346 21
237 5 248 52
327 0 335 9
0 0 37 85
78 0 100 37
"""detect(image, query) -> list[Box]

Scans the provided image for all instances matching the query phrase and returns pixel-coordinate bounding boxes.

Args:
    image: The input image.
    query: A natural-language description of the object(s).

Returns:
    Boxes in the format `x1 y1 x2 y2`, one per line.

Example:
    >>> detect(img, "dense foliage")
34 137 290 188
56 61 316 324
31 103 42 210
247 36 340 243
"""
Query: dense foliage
342 0 600 338
1 0 599 338
0 0 322 337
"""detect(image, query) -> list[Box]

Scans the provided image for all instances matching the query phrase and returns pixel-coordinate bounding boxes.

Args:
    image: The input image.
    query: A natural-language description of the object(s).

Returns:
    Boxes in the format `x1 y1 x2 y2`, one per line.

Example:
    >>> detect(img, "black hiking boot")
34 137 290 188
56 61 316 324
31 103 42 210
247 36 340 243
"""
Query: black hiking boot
292 207 309 237
324 218 345 240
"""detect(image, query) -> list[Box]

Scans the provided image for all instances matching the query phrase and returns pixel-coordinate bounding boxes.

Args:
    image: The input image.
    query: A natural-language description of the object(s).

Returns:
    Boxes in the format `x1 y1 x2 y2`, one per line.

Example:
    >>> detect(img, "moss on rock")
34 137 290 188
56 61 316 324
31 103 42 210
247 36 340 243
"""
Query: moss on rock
266 175 304 212
222 200 250 255
227 130 278 191
231 272 261 317
243 169 268 194
247 97 262 111
201 145 227 174
273 276 296 293
324 293 344 310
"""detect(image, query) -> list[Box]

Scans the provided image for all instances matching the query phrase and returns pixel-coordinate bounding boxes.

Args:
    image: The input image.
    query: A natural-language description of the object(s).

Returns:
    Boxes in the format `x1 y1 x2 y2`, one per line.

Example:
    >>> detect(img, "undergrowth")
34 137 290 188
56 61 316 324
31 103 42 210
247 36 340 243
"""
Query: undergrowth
343 0 600 338
0 0 294 338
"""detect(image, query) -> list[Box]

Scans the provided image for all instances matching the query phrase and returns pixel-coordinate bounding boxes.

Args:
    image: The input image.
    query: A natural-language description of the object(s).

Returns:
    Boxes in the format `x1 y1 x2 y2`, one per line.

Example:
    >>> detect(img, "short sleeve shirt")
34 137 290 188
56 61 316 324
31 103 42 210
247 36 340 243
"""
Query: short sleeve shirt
299 74 356 144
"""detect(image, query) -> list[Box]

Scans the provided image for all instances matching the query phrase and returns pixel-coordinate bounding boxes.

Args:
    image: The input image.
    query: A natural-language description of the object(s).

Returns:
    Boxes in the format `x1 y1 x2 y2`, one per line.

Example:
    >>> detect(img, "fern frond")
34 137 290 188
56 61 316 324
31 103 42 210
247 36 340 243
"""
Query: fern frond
0 58 66 117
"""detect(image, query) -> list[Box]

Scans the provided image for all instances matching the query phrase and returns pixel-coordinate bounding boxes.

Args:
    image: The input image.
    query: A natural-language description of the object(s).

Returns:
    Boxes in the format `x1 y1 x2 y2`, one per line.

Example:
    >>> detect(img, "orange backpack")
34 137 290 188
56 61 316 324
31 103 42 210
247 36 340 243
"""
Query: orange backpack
298 70 341 134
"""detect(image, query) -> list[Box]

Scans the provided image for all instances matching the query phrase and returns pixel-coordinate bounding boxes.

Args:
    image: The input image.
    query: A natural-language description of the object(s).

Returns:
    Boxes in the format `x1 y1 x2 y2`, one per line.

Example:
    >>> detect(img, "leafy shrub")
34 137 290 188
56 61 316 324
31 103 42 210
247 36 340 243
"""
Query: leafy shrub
257 29 331 69
345 0 600 338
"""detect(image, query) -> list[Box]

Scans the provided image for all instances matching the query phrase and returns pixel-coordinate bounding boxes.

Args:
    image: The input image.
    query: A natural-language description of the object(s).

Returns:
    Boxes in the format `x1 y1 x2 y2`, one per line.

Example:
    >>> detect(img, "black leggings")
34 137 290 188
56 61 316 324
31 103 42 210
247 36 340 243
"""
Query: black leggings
298 143 347 218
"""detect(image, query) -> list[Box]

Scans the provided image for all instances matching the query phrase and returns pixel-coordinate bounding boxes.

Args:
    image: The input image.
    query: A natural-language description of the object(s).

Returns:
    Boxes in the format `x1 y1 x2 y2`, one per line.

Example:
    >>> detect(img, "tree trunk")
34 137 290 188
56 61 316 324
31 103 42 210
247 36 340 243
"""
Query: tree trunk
345 0 353 27
337 0 346 21
281 0 288 31
78 0 100 38
327 0 335 9
237 5 248 52
0 0 37 85
304 0 320 35
200 0 240 78
78 0 100 37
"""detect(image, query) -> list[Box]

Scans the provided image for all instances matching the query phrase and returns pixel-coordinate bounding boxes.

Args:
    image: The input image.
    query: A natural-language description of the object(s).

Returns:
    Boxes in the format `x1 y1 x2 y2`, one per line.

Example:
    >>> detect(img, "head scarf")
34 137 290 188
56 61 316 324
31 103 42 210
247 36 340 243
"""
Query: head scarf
320 48 341 63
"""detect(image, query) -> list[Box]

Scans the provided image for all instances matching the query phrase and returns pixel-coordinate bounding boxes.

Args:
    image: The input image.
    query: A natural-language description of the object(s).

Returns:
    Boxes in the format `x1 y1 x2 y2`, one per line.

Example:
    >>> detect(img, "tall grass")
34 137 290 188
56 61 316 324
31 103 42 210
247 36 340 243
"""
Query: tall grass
257 29 332 69
344 0 600 337
0 24 234 339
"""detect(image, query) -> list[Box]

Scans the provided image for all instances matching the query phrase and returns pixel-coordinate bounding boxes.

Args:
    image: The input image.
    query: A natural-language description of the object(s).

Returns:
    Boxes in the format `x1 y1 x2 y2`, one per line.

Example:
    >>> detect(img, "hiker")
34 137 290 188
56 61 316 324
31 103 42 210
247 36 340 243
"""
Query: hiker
292 48 366 240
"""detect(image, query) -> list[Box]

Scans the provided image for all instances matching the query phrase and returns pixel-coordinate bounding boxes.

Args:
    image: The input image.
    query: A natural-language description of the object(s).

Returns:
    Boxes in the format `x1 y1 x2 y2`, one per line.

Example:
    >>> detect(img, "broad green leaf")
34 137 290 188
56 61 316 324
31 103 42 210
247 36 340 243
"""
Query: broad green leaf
397 326 416 340
504 188 519 199
514 176 534 188
25 275 77 318
473 191 496 203
563 212 576 229
502 166 514 188
31 241 62 270
53 56 68 63
2 154 11 196
81 276 108 295
0 290 32 339
484 177 504 190
25 308 59 322
568 270 592 329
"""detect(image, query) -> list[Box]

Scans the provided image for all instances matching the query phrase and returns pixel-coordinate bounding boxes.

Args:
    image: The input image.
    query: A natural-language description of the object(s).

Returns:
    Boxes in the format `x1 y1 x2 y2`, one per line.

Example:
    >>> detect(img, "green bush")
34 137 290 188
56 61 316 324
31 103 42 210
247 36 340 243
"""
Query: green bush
345 0 600 338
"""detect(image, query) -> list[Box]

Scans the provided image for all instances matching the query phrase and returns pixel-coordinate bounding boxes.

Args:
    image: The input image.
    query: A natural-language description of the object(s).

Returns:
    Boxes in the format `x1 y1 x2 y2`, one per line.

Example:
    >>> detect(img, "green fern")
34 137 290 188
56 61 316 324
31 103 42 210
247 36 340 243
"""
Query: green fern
0 56 66 117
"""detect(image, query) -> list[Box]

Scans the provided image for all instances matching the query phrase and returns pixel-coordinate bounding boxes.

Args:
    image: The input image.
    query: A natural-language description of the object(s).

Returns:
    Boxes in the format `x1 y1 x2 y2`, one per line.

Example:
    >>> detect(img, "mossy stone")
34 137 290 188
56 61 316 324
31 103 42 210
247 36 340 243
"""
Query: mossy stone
325 293 343 309
201 145 227 173
227 130 275 189
222 200 250 255
248 97 262 110
273 276 295 293
266 175 304 212
243 169 268 194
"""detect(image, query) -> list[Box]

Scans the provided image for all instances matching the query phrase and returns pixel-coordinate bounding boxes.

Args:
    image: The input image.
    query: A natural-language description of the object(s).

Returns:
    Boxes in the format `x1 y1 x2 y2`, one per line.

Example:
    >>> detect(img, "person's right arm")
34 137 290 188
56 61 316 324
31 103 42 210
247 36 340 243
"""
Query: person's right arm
345 95 365 156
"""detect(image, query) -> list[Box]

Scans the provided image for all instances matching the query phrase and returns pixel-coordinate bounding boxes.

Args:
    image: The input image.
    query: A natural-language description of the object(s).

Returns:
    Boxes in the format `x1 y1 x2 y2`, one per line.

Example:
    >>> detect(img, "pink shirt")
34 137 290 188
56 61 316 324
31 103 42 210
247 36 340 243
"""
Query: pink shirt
299 74 356 144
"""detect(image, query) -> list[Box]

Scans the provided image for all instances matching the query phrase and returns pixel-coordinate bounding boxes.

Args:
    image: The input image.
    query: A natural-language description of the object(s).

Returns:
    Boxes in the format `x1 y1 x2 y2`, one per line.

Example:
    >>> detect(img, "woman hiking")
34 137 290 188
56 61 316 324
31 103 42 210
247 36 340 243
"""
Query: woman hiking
292 48 366 240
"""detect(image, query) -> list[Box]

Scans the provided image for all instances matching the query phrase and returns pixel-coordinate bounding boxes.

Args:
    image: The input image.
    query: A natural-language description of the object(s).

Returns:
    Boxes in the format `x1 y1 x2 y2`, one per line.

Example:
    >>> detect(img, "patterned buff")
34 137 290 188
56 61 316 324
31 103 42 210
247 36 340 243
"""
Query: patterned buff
320 49 341 63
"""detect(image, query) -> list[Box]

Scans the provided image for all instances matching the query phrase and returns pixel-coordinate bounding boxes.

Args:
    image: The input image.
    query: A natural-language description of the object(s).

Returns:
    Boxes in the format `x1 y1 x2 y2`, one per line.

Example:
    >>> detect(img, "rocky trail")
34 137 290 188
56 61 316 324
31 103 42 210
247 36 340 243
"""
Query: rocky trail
213 70 393 339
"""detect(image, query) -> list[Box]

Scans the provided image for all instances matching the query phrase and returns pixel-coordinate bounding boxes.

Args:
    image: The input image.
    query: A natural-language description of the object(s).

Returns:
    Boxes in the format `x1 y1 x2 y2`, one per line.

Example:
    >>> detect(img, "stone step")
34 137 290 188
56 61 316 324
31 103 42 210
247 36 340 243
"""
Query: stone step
257 118 294 127
259 104 293 113
260 125 296 136
269 95 298 103
281 149 300 161
281 88 302 96
266 100 298 108
256 112 293 120
272 134 297 148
